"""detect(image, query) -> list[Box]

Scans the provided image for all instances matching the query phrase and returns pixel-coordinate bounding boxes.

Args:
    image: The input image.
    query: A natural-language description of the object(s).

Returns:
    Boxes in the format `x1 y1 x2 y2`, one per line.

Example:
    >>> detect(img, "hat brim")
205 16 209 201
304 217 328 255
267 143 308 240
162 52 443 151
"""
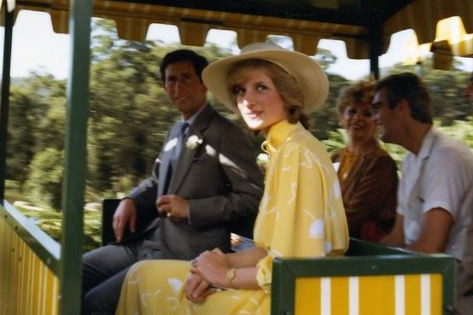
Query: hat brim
202 44 329 115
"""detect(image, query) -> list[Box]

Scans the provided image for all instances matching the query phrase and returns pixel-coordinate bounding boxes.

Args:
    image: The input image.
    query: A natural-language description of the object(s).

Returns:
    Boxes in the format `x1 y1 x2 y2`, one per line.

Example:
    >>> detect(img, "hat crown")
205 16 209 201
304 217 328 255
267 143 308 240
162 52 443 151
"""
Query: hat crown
203 42 329 115
240 42 285 54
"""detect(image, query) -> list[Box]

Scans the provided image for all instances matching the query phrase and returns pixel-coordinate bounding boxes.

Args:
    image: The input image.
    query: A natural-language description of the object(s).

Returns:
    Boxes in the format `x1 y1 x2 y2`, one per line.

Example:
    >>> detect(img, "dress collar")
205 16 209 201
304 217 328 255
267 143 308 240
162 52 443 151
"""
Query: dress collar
262 120 300 155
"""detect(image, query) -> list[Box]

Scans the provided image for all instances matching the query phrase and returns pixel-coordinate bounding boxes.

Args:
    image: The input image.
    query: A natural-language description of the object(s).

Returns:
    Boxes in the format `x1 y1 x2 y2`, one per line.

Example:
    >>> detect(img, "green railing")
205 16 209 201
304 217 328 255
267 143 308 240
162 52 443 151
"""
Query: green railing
272 239 457 315
0 2 92 314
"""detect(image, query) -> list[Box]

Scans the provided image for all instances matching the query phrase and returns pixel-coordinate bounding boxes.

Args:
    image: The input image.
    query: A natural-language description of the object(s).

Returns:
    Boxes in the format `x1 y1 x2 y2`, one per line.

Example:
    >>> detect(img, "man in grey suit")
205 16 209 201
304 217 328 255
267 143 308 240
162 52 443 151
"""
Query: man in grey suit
82 49 264 315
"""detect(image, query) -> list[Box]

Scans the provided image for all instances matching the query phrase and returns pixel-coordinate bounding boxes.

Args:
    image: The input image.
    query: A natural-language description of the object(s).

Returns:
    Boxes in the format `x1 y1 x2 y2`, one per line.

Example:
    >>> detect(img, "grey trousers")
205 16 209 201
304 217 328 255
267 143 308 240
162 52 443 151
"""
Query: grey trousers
81 236 162 315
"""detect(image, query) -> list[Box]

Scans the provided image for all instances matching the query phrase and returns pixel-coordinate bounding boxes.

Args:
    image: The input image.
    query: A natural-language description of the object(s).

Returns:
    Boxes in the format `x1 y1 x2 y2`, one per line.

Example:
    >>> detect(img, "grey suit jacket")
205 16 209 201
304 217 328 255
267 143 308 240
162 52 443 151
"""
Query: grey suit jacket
128 104 264 259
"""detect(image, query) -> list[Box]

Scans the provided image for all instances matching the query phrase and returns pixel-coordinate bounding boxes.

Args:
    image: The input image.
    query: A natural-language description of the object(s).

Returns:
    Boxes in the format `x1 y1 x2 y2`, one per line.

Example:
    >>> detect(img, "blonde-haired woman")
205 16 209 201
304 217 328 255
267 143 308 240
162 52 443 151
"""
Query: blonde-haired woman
332 80 398 242
115 43 348 315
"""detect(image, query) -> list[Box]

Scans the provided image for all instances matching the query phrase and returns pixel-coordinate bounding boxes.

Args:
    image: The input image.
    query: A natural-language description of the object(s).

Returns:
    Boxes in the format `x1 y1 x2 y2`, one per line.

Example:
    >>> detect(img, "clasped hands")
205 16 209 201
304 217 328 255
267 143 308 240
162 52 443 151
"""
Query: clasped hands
186 248 230 304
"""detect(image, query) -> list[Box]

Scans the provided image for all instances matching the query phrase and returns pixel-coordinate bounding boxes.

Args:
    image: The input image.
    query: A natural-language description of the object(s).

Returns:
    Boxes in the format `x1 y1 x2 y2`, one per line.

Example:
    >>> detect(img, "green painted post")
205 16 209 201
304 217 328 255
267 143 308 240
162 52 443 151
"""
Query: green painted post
59 1 92 314
0 7 14 200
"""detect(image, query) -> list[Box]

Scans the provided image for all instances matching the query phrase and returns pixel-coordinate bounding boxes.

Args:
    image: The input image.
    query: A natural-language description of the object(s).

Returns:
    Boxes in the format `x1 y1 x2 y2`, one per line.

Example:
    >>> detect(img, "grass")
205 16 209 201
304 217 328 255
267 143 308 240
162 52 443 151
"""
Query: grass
10 199 103 252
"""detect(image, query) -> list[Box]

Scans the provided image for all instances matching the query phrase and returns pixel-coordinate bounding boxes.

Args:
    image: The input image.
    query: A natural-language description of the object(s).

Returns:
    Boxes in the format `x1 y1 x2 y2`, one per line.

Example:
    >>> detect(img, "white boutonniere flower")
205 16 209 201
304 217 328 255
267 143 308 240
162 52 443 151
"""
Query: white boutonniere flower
186 135 203 150
257 153 269 169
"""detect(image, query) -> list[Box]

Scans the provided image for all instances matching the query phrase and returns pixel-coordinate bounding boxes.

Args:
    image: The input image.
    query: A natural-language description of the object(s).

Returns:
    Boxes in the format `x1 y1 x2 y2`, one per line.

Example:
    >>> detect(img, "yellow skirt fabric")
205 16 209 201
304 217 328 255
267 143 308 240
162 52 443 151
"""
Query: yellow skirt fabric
116 260 269 315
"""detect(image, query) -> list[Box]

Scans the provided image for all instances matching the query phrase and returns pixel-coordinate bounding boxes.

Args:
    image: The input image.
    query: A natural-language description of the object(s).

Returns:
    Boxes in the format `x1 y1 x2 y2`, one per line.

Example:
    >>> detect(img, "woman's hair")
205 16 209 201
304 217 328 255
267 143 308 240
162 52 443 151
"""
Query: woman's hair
336 80 375 114
226 59 310 129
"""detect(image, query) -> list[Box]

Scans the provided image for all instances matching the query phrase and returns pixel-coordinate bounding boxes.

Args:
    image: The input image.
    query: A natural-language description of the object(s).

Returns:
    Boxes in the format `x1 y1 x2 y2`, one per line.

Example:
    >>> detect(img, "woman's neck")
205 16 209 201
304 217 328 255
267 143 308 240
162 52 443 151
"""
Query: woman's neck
347 137 378 153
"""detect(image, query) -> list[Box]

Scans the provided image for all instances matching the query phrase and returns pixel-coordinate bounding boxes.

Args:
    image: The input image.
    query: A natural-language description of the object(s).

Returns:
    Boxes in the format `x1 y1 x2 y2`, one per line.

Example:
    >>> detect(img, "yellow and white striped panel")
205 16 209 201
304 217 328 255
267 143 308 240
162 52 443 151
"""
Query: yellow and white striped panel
0 216 59 315
295 274 442 315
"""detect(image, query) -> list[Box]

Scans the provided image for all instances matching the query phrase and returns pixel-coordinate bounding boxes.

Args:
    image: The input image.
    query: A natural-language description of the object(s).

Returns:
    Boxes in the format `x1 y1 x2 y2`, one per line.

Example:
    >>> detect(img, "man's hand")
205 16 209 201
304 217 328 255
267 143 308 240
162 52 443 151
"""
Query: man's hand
112 198 137 243
156 195 189 218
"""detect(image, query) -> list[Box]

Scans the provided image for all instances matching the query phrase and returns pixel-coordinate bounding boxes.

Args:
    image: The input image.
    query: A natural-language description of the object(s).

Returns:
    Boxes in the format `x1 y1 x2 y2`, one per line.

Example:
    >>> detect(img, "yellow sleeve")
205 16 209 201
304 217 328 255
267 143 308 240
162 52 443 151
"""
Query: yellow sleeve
270 142 331 257
254 142 348 291
256 255 273 294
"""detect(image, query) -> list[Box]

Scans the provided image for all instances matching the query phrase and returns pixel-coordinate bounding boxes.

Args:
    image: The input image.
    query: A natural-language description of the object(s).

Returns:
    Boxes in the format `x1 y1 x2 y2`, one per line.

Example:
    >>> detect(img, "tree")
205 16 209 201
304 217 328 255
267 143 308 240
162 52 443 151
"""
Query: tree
311 73 351 140
7 74 66 188
7 86 36 182
24 148 64 210
88 30 183 193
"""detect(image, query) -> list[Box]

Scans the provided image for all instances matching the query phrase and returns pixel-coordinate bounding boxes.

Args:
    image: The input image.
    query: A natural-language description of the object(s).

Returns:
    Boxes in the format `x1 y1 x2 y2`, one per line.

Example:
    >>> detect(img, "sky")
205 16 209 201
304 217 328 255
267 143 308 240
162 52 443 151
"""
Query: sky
2 10 473 80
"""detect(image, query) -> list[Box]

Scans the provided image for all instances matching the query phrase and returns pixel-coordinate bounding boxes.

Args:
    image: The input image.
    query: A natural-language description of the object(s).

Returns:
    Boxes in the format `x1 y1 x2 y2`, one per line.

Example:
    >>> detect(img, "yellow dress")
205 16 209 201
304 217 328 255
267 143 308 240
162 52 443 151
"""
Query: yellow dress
115 120 348 315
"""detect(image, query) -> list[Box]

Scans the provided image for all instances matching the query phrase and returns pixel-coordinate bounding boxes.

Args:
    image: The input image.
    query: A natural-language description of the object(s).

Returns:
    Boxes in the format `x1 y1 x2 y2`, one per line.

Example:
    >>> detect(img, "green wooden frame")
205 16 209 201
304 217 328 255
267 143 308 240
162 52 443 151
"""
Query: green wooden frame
272 239 456 315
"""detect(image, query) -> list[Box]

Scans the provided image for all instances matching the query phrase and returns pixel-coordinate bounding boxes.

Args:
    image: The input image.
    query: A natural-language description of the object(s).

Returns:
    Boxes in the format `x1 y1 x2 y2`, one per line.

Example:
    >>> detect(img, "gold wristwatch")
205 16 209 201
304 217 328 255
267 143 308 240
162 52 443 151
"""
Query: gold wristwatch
226 268 236 288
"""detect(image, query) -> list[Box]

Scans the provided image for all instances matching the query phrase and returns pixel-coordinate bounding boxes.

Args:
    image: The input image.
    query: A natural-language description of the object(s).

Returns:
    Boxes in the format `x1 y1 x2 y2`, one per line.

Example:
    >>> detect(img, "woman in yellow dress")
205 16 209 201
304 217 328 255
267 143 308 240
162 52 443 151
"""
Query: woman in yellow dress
115 42 349 315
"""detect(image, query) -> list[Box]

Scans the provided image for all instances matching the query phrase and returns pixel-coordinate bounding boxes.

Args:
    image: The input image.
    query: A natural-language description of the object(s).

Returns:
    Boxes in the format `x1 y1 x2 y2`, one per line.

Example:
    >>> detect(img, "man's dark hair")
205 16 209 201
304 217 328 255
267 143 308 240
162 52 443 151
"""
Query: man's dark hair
375 72 433 124
160 49 208 83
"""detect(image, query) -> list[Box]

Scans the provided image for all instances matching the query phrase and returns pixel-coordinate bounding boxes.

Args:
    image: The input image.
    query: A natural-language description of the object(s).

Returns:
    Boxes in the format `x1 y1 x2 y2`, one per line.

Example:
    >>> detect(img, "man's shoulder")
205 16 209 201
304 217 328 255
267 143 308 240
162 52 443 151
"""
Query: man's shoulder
433 132 473 160
422 132 473 180
207 105 243 129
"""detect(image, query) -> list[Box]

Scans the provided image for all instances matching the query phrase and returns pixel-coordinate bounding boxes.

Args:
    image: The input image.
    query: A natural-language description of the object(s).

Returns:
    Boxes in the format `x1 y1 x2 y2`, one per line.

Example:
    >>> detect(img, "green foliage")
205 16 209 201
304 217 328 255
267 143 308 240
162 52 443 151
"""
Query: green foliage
321 128 346 153
7 87 36 182
24 148 64 210
311 74 351 139
7 75 66 183
436 118 473 146
14 200 103 252
88 37 179 192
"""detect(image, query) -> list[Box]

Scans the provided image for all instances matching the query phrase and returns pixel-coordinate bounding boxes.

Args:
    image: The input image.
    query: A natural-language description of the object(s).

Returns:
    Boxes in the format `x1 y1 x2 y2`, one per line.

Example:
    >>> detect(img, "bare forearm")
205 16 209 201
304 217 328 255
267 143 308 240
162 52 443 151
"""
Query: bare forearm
403 208 453 254
229 266 261 290
379 232 405 247
405 241 441 253
226 247 267 268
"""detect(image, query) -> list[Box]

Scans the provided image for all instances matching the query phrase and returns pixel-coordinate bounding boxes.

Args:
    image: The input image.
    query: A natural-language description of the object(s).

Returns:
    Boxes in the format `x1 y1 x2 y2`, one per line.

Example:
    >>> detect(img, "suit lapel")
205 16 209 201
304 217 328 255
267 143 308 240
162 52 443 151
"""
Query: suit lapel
159 123 183 196
168 104 215 193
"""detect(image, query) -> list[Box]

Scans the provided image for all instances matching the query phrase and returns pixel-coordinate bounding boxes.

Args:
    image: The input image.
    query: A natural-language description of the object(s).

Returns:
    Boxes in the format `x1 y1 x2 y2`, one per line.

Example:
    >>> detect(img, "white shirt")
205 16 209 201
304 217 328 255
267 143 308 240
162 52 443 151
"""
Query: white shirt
398 128 473 263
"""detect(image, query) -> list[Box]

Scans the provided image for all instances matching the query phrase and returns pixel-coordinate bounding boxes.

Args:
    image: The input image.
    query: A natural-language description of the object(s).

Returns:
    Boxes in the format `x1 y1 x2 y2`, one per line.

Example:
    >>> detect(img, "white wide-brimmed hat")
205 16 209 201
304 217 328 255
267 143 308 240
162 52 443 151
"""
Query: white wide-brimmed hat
202 42 329 114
